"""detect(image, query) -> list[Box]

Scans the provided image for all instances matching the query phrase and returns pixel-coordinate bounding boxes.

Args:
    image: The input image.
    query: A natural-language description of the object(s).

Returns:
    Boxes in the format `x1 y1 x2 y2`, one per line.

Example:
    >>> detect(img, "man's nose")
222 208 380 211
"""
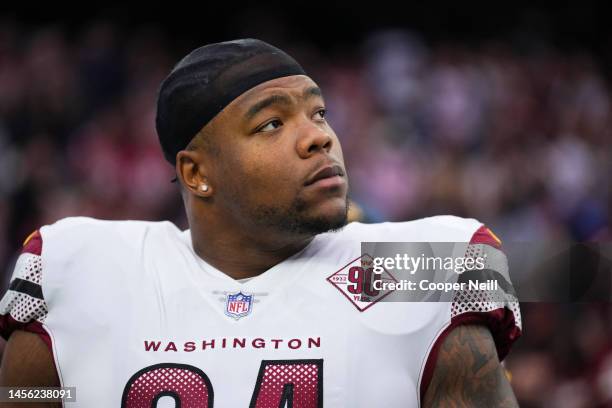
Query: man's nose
296 120 333 159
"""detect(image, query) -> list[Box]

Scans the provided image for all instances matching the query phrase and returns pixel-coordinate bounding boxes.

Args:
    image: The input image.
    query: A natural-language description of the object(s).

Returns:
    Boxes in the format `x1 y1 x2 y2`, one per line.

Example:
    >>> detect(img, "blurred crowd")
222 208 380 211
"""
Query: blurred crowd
0 20 610 407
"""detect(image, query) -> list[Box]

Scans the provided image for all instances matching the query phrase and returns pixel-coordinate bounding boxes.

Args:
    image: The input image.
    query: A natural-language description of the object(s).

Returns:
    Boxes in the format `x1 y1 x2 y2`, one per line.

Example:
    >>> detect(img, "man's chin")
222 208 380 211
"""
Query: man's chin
250 196 349 236
291 201 349 235
290 213 347 236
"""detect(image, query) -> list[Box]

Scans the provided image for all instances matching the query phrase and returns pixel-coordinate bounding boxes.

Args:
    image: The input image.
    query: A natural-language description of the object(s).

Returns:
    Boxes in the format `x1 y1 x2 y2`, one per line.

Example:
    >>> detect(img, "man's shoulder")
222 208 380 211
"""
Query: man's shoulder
40 216 181 235
38 216 183 256
333 215 483 242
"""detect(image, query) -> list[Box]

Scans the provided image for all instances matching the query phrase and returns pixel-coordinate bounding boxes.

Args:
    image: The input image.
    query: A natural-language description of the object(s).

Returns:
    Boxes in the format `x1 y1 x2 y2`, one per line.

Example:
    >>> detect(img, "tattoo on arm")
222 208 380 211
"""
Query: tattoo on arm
423 324 519 408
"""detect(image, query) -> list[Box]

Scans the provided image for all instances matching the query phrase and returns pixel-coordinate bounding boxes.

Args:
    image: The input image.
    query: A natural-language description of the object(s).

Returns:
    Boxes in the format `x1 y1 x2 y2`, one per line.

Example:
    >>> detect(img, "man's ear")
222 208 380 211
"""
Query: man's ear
176 150 213 198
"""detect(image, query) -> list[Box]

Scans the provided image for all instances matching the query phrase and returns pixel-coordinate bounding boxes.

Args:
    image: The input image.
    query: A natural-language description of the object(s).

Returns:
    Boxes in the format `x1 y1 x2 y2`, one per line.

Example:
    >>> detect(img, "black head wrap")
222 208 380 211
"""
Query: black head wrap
156 38 307 165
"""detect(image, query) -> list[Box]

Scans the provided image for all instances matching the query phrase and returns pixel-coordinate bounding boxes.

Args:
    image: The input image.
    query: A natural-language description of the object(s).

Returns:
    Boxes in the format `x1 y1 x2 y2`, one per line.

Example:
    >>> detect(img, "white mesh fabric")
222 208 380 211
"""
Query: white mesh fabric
0 292 47 323
464 243 510 279
451 289 522 329
0 252 48 323
18 253 43 284
452 242 522 329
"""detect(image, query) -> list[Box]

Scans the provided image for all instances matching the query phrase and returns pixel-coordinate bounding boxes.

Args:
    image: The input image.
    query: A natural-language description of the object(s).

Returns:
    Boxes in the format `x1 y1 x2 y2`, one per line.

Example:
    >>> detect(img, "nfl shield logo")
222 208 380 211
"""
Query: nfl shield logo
224 292 253 320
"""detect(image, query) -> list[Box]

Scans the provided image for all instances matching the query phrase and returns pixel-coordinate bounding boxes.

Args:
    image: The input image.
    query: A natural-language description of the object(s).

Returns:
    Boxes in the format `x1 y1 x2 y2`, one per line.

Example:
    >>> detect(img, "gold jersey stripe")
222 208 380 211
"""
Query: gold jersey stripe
486 227 502 246
22 230 38 247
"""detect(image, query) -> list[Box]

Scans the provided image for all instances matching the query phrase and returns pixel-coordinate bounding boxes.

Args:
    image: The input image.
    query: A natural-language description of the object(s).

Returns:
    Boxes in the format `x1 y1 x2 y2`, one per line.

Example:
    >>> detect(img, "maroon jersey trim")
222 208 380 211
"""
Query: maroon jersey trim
469 225 502 249
0 314 51 351
22 230 42 256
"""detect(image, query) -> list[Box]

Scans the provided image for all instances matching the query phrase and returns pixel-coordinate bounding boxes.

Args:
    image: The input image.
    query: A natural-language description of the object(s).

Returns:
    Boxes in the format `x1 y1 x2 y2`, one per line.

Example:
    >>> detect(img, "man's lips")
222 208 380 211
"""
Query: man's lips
304 164 345 187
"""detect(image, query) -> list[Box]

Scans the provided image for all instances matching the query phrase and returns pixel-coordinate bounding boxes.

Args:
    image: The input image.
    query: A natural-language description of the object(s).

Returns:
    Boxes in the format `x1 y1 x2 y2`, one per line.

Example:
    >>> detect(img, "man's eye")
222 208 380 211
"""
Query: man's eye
258 120 282 132
314 108 327 120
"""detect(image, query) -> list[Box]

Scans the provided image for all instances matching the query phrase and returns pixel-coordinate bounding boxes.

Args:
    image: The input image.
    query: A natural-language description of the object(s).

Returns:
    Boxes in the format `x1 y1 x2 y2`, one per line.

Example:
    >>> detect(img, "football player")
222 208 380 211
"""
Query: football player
0 39 521 407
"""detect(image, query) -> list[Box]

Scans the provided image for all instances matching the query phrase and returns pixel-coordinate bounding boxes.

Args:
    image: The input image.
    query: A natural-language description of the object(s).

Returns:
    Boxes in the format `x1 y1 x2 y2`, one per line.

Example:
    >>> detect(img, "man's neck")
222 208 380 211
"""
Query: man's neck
189 215 314 280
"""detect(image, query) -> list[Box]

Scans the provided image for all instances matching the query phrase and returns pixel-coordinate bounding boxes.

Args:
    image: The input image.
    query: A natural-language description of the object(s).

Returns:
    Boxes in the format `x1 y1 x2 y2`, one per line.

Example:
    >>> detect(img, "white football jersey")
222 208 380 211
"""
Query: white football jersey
0 216 521 407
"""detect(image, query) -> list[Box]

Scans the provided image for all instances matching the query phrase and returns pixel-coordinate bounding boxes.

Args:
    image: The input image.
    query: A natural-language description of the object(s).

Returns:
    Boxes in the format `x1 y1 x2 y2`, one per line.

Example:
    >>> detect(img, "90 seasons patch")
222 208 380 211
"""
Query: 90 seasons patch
327 254 397 312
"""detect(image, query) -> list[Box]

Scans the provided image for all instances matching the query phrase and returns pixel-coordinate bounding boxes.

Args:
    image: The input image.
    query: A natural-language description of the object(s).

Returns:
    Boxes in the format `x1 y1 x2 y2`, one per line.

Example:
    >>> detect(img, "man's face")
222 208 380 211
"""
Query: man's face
205 75 349 236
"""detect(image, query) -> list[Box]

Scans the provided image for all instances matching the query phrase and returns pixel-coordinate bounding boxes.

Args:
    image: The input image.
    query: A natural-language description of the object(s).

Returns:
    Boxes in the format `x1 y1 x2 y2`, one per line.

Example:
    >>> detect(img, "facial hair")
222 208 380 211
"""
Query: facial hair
248 194 349 236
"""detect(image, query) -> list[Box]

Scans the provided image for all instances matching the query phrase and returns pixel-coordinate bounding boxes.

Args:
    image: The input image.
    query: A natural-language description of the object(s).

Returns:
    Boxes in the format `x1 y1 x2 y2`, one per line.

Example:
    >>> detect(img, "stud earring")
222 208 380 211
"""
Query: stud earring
200 184 209 193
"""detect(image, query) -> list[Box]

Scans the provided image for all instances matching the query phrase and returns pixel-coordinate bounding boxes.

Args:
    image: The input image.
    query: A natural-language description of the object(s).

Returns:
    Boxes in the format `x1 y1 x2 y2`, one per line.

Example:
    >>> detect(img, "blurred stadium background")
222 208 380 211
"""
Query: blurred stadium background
1 3 611 407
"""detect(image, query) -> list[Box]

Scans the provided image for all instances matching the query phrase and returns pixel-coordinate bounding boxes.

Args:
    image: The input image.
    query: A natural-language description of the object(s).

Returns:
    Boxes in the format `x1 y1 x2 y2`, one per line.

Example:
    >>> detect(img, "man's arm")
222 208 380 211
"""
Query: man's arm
423 324 519 408
0 331 61 408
